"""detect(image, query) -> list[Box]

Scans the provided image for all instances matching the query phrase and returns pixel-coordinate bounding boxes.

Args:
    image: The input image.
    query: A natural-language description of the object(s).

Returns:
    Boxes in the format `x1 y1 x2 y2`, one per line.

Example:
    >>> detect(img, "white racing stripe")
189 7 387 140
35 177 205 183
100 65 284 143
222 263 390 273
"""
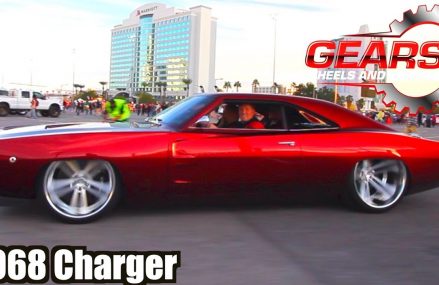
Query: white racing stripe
0 122 114 139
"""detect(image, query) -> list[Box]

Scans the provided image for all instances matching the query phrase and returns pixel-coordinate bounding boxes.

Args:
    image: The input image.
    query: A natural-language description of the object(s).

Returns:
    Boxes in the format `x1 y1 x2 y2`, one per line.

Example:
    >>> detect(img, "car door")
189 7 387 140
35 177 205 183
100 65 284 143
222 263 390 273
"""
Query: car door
19 91 31 109
33 92 47 109
282 103 346 193
169 128 303 196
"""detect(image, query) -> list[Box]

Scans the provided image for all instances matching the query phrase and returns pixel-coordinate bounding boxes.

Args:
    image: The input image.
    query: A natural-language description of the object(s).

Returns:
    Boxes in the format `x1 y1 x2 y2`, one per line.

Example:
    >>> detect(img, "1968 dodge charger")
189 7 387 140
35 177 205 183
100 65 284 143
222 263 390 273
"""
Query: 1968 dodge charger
1 93 438 222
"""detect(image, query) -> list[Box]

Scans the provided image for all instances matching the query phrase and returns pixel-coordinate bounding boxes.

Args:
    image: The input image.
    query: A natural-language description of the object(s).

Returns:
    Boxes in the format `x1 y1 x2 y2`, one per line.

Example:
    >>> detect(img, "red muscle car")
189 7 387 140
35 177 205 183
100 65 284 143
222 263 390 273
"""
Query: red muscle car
0 93 438 222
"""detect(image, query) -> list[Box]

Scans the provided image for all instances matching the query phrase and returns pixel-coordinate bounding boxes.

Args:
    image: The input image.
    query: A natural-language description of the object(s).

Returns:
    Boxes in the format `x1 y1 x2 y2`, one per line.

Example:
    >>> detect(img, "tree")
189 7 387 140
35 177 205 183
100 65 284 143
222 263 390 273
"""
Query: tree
99 81 107 97
356 98 365 111
156 82 167 103
294 83 305 96
73 89 98 101
293 82 316 97
316 86 335 102
155 82 164 96
73 83 83 95
272 82 279 94
290 82 298 95
252 79 260 93
182 78 192 97
141 81 148 91
304 82 316 97
223 81 232 92
137 91 155 104
233 81 242 92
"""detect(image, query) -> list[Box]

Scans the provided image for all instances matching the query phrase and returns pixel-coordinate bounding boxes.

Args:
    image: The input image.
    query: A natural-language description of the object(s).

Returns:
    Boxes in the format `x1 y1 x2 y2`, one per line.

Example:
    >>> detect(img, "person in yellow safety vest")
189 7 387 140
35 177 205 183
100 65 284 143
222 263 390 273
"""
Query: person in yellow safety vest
376 110 385 123
105 98 131 122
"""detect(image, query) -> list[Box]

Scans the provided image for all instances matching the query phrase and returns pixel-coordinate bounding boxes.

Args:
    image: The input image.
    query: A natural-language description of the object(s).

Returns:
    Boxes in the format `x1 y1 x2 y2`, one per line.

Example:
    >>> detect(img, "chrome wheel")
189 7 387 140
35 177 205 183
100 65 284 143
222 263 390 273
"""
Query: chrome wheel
353 160 407 209
43 160 117 221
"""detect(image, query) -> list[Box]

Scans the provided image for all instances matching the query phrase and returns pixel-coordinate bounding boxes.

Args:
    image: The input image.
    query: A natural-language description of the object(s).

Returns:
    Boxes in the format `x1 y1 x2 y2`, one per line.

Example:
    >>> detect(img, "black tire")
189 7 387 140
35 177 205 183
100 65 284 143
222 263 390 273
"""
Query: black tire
40 111 49 117
39 160 122 223
49 105 61 117
343 159 408 213
0 104 9 117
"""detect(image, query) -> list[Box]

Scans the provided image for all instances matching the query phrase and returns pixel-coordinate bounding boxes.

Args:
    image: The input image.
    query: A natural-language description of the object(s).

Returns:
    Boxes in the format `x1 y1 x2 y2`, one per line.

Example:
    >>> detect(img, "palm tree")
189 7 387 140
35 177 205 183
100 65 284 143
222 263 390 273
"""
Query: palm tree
155 81 162 91
182 78 192 97
233 81 241 92
162 82 167 99
223 81 232 92
290 82 297 95
141 81 148 92
156 82 167 103
99 81 107 98
74 84 85 94
73 84 81 95
272 82 278 94
252 79 260 93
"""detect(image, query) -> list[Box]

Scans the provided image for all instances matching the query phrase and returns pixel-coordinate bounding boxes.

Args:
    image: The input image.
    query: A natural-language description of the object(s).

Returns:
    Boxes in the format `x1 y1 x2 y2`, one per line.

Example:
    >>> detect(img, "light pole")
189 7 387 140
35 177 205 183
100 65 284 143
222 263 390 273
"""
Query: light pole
128 34 138 98
72 48 76 93
29 58 33 87
272 14 278 88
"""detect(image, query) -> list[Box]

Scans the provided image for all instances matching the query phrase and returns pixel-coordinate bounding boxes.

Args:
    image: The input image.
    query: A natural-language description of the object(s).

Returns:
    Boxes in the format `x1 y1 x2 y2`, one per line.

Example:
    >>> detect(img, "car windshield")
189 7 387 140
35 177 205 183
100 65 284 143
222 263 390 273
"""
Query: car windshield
152 95 215 128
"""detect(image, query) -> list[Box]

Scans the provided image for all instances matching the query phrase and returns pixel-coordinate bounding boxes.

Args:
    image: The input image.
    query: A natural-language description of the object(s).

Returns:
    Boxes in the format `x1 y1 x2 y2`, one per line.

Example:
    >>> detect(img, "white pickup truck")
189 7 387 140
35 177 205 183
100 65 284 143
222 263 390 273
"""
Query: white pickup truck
0 89 63 117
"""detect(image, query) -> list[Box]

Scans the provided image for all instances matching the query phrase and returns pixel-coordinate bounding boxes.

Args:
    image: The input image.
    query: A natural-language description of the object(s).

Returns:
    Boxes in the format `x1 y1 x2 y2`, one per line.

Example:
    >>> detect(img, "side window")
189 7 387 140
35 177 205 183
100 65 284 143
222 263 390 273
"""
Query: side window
284 105 335 130
0 90 8 96
192 100 283 130
33 92 45 100
22 91 30 98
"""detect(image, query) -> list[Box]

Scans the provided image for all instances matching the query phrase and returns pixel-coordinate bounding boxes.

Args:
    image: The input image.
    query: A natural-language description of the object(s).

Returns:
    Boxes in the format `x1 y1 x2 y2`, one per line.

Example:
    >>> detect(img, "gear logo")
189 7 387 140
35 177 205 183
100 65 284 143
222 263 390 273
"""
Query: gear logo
306 5 439 114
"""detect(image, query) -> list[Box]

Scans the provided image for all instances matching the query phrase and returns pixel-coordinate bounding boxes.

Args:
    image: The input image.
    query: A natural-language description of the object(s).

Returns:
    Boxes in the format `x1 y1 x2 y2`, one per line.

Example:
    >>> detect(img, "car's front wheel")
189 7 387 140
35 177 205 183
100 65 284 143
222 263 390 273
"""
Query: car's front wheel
40 160 121 223
345 159 408 212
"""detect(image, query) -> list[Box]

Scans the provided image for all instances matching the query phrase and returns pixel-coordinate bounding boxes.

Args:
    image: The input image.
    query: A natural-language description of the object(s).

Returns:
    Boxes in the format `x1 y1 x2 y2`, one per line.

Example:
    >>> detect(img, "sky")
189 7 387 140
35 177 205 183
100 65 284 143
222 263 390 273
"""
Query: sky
0 0 438 92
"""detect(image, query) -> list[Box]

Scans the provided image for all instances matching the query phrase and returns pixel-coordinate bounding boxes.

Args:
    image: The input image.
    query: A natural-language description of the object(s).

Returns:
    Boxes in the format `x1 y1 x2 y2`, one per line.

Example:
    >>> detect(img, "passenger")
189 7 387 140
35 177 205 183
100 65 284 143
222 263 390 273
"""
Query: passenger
265 106 284 129
217 104 240 128
238 104 265 129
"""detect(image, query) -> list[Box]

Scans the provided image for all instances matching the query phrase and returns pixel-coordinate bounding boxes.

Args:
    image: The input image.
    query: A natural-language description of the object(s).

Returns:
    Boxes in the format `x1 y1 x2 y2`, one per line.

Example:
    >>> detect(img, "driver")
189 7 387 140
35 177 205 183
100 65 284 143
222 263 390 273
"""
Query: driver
216 104 240 128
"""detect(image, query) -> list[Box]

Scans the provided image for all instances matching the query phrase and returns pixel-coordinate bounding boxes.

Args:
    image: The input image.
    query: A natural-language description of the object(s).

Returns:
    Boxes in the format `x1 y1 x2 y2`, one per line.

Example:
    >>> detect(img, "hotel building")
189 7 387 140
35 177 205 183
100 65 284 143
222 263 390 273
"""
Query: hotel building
110 3 217 99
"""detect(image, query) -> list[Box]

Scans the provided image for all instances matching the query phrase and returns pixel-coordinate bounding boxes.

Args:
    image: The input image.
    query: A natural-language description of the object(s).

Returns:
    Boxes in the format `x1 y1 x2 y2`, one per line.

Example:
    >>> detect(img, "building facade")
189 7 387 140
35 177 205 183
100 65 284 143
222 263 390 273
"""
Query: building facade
110 3 217 99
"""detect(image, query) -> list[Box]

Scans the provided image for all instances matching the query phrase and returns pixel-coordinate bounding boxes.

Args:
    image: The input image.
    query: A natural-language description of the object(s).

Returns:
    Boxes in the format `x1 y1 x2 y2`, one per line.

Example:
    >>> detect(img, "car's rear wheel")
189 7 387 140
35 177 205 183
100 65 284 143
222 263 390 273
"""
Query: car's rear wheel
345 159 408 212
41 160 121 223
49 105 61 117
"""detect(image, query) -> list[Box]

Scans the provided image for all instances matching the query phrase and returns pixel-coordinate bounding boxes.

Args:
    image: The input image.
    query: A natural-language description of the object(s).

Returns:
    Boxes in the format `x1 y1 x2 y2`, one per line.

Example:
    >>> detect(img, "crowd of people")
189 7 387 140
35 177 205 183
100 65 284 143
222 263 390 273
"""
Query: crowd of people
63 97 174 122
364 109 437 127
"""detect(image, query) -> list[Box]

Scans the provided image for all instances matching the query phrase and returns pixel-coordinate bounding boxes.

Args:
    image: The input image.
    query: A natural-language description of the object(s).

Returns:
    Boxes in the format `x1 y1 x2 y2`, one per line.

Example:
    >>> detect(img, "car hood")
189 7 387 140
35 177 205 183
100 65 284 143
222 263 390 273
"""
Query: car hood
0 122 167 140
